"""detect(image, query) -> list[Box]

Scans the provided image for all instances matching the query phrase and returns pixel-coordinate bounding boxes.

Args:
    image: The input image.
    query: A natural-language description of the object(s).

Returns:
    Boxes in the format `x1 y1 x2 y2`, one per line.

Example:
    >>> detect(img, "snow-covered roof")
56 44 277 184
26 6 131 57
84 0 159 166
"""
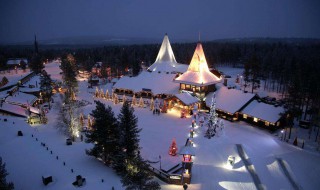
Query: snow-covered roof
19 75 41 93
174 43 221 86
113 71 179 95
0 102 28 117
0 70 32 89
29 106 40 114
148 34 188 73
174 92 199 106
7 58 28 65
5 92 38 106
205 86 256 114
241 100 284 123
179 145 195 156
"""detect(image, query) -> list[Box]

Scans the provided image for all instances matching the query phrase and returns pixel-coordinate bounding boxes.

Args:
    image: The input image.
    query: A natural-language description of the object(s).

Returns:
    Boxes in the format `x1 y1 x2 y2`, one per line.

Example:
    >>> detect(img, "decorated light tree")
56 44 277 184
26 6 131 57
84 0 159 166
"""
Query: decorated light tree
205 93 219 139
114 95 119 104
111 89 114 101
168 100 172 110
132 94 136 106
95 87 99 97
87 114 92 130
169 138 178 156
79 113 84 128
105 89 109 100
139 97 144 107
100 89 104 98
150 97 154 111
162 100 167 113
71 90 76 101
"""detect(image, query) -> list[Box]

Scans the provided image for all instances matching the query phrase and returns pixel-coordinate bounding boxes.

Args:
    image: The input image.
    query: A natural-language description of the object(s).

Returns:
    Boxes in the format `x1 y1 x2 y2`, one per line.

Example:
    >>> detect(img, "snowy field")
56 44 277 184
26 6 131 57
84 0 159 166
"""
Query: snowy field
1 61 319 190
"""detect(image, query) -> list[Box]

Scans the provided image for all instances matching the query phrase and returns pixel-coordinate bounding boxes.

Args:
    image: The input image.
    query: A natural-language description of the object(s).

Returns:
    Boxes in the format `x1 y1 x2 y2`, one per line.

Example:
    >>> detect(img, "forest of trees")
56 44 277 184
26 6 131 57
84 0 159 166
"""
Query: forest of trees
1 38 320 122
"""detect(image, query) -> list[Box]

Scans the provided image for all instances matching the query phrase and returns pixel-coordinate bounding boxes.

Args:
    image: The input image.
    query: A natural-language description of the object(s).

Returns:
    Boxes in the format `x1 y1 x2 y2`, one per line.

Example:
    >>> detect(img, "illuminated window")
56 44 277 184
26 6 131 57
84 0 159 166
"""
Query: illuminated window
186 85 191 90
254 117 258 122
243 114 247 119
265 121 270 126
181 84 185 90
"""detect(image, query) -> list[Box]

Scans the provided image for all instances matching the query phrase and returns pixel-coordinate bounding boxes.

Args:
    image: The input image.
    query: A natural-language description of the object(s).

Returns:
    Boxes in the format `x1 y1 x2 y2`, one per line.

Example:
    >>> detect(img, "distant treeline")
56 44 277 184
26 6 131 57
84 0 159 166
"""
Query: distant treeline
1 38 320 120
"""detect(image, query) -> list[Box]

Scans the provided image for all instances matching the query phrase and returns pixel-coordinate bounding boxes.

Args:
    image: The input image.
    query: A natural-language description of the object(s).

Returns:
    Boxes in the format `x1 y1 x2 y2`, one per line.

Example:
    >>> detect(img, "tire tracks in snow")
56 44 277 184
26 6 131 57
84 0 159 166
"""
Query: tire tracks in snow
236 144 266 190
276 158 303 190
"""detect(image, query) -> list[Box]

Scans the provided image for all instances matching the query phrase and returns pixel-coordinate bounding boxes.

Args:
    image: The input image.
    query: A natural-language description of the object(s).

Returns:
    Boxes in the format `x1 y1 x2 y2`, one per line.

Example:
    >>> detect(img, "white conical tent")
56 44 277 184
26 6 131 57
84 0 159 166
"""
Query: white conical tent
174 43 221 86
155 34 177 64
148 34 187 73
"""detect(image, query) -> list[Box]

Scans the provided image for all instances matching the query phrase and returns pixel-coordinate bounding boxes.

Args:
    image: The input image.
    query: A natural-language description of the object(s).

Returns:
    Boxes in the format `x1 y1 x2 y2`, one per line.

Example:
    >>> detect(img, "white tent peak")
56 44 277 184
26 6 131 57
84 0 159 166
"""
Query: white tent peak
155 34 177 64
147 34 187 73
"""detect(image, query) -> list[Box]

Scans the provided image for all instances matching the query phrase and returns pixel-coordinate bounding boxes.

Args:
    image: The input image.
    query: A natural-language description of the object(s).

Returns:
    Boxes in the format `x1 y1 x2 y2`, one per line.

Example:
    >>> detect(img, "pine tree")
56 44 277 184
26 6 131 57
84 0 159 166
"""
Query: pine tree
205 94 219 138
118 102 141 158
114 102 140 175
0 157 14 190
86 101 120 165
40 73 53 103
116 102 160 189
121 156 160 190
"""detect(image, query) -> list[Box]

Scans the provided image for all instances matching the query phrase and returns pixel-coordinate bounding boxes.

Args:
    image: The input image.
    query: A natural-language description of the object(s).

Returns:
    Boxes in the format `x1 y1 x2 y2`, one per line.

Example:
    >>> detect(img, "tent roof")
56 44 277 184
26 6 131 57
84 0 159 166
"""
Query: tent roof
148 34 188 73
174 43 221 86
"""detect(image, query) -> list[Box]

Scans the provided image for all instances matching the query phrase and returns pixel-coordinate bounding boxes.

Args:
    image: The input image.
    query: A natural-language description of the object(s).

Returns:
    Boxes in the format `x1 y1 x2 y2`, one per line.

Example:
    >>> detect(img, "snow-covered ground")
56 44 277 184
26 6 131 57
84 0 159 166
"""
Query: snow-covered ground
1 61 319 190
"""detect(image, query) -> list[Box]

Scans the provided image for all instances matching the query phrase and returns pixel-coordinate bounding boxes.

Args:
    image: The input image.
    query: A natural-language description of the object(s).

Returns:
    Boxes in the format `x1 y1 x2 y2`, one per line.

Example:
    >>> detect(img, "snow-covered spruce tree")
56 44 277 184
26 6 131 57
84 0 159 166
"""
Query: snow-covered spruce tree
117 102 160 189
40 72 53 104
118 101 141 158
0 157 14 190
205 94 219 139
86 101 120 165
113 101 140 175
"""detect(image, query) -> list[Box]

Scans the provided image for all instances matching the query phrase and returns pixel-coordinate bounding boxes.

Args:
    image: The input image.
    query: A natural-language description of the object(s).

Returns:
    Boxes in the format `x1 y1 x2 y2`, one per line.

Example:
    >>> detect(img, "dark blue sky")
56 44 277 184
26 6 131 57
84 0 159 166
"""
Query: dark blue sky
1 0 319 44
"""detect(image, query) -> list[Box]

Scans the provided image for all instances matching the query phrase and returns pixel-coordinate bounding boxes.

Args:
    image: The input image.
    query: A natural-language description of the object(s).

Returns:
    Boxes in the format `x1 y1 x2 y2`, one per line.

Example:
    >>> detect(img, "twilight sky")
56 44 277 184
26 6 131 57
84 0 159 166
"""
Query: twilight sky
0 0 320 44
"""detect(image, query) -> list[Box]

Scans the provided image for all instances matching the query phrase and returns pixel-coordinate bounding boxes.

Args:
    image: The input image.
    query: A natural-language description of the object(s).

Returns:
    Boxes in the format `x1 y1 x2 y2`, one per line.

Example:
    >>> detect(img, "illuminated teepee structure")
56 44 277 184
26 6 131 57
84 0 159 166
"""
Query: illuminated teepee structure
174 43 221 96
148 34 187 73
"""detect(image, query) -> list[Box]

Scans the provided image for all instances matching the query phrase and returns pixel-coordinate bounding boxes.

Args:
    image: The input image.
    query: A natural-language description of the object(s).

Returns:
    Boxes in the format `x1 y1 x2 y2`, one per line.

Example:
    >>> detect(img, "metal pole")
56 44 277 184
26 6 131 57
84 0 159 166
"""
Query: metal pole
159 155 161 170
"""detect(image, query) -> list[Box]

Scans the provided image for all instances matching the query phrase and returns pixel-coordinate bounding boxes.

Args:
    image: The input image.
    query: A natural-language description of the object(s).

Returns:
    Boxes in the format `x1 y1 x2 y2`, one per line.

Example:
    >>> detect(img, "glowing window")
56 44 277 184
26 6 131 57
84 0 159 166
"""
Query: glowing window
243 114 247 119
181 84 185 90
254 117 258 122
265 121 270 126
